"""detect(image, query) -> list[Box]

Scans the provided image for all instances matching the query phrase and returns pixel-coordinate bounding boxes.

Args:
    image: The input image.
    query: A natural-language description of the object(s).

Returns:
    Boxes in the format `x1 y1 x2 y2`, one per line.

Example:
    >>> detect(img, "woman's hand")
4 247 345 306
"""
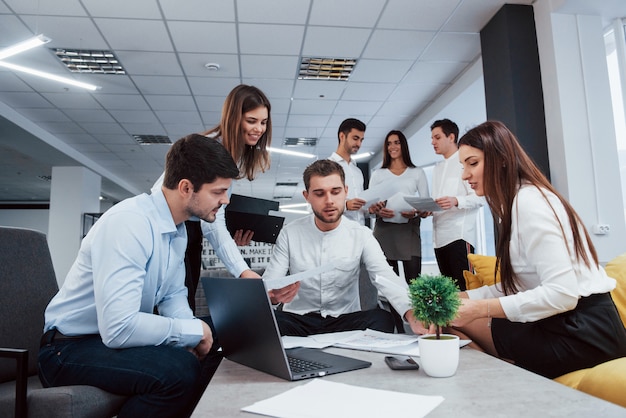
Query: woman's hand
233 229 254 246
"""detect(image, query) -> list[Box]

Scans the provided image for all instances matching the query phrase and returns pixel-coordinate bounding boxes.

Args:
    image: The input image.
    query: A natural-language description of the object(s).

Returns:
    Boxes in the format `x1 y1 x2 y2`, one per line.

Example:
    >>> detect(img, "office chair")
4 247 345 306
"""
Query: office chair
0 226 126 418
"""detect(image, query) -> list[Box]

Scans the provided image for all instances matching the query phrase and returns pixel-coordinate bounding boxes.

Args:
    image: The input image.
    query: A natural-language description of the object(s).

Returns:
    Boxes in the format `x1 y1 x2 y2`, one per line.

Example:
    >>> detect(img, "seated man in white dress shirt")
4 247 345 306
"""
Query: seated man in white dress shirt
265 159 426 336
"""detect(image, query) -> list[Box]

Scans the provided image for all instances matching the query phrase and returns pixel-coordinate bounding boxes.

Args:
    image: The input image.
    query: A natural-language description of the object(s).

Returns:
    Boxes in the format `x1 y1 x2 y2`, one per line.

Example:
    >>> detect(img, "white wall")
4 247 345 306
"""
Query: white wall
535 1 626 261
0 209 49 234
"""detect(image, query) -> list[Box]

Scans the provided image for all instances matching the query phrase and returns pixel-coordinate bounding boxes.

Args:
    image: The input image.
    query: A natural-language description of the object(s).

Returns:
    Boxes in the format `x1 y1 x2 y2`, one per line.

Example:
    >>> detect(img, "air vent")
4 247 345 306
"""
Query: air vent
276 182 298 187
298 57 356 80
37 175 51 182
133 134 171 145
53 48 126 74
273 196 293 200
284 137 318 146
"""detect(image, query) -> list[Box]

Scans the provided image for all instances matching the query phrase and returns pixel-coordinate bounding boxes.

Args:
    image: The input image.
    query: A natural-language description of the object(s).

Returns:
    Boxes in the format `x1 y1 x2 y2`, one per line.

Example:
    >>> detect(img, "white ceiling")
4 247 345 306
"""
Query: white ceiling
0 0 622 206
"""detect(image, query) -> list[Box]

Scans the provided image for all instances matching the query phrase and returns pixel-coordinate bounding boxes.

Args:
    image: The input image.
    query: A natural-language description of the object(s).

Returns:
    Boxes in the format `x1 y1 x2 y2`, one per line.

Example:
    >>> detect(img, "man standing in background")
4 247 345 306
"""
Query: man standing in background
430 118 485 290
329 118 368 225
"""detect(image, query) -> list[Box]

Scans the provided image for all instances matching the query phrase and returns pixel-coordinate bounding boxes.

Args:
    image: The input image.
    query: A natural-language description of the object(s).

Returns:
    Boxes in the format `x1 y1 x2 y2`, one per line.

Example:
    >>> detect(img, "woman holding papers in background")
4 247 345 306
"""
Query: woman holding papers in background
449 120 626 378
153 84 272 311
368 130 429 284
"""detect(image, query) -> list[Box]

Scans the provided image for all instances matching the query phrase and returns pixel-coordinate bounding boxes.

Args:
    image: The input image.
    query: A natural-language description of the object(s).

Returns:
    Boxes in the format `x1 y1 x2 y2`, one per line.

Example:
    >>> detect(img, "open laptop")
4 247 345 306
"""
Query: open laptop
201 277 371 381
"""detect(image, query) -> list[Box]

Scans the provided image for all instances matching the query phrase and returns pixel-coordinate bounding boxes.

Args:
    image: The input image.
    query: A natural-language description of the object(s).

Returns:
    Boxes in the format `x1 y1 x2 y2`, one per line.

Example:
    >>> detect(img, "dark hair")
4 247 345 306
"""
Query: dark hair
163 134 239 191
203 84 272 181
303 160 345 191
431 118 460 144
337 118 366 143
458 120 598 294
380 130 416 169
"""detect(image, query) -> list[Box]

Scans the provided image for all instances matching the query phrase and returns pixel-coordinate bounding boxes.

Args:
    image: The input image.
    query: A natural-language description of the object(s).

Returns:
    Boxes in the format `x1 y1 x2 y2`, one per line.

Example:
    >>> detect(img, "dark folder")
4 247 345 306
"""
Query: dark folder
225 194 285 244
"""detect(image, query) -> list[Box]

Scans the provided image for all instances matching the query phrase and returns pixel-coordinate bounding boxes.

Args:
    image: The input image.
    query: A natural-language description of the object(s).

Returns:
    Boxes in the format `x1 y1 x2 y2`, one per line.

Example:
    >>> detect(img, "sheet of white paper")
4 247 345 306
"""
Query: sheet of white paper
360 181 404 203
263 262 335 290
404 196 443 212
382 192 416 223
242 379 444 418
281 336 334 349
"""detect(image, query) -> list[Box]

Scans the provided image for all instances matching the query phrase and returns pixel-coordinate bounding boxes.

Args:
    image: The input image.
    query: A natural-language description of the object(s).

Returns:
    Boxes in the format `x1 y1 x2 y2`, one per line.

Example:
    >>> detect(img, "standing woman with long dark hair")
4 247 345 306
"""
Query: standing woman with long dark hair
153 84 272 311
369 130 429 283
449 120 626 378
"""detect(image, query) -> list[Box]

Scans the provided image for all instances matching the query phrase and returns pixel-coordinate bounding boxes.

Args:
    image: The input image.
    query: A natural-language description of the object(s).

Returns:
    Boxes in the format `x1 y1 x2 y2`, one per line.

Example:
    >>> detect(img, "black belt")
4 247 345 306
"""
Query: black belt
40 329 94 347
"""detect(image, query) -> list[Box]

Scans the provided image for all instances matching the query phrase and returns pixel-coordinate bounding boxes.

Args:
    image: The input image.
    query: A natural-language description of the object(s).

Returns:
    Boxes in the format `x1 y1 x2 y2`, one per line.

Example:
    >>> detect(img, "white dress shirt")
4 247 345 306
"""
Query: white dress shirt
44 188 203 349
431 150 484 248
466 185 616 322
329 152 365 224
263 215 412 318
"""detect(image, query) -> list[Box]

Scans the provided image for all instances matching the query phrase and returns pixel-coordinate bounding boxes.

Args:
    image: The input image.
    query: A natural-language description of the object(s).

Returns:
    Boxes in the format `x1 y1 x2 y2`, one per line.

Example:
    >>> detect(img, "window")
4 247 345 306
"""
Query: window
604 20 626 222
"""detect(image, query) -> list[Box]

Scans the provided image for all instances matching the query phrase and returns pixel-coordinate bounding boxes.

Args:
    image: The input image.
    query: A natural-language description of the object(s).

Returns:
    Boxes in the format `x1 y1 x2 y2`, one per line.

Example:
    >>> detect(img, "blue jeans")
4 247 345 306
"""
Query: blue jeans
38 332 222 418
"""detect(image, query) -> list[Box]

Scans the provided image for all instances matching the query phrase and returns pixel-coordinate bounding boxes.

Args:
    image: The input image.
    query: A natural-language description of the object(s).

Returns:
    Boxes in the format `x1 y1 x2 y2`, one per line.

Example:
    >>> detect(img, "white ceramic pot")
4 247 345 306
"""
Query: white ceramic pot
418 334 460 377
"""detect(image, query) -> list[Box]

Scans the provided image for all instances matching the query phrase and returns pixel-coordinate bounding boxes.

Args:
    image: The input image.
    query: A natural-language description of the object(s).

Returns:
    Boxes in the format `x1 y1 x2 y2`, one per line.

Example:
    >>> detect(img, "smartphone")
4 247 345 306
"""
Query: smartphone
384 355 420 370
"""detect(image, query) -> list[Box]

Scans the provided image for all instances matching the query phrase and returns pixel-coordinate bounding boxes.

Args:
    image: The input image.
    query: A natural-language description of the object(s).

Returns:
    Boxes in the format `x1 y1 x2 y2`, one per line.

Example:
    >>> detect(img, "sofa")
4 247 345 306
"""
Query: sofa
463 252 626 408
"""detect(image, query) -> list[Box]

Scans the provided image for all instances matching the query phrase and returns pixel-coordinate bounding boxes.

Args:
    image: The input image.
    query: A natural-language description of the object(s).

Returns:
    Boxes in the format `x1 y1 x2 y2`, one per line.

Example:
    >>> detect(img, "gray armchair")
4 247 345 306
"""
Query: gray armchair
0 226 126 418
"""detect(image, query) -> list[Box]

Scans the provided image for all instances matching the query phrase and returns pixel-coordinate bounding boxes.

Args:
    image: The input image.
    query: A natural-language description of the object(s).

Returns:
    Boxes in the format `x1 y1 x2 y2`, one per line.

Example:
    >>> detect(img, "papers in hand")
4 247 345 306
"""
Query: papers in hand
404 196 443 212
262 262 335 290
242 379 444 418
382 192 416 223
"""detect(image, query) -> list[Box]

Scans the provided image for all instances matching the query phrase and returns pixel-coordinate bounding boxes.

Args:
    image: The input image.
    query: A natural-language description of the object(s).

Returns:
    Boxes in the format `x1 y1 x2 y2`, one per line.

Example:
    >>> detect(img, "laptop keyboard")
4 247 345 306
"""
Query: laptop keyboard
288 356 330 373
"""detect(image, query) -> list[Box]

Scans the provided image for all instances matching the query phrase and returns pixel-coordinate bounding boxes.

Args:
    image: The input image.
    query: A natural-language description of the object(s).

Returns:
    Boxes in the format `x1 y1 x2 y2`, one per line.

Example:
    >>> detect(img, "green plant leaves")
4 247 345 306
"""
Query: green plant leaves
409 274 461 336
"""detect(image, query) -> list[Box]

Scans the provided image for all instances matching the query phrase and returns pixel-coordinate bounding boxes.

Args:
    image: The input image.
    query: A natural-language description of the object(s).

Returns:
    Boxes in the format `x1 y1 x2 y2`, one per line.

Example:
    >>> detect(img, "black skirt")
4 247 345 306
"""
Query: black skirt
492 292 626 379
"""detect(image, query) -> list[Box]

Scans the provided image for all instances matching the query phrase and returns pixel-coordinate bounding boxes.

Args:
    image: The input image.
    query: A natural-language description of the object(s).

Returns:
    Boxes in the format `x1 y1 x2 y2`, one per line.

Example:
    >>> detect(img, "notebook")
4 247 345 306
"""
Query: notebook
201 277 372 381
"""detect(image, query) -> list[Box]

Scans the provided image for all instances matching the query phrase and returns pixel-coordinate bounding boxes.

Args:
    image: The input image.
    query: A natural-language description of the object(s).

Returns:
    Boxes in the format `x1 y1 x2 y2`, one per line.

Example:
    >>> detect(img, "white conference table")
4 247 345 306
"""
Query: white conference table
192 347 626 417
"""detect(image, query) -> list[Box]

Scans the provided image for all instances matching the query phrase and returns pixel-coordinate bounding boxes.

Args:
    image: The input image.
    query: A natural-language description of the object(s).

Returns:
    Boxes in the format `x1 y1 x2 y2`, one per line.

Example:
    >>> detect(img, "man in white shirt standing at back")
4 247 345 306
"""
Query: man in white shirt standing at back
430 118 485 290
328 118 367 225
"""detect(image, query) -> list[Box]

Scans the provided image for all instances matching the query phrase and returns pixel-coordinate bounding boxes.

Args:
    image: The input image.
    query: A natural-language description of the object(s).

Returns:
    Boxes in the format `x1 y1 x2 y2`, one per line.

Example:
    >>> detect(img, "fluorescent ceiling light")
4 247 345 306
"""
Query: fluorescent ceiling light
352 152 374 161
0 34 50 60
268 147 315 158
279 208 310 214
279 203 309 209
0 61 100 91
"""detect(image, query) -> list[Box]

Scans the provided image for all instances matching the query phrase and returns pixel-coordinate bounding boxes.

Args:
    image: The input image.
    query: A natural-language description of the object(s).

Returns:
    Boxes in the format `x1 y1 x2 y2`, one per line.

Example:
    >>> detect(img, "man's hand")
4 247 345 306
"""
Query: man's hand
434 196 458 210
346 198 366 211
378 207 395 219
191 320 214 360
239 269 261 278
233 229 254 246
268 282 300 304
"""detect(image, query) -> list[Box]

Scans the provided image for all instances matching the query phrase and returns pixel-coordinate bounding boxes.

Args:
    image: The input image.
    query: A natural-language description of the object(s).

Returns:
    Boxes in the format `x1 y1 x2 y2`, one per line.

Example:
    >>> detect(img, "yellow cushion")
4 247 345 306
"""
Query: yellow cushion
605 252 626 327
463 254 500 290
556 357 626 408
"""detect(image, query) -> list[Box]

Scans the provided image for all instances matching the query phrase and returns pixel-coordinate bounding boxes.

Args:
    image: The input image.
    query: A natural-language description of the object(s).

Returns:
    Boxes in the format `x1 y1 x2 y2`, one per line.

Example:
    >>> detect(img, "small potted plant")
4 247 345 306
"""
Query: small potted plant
409 274 462 377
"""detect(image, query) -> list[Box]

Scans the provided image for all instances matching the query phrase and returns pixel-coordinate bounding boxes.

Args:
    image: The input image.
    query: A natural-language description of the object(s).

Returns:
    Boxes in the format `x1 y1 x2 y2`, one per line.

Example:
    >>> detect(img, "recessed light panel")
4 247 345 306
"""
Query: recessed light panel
52 48 126 74
298 57 356 80
284 137 318 146
133 134 171 145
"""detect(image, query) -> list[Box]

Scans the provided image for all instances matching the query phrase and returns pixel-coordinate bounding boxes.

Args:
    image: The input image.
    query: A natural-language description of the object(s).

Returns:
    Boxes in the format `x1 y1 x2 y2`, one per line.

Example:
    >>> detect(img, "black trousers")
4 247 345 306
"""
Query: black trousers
435 239 474 291
184 221 204 313
274 309 395 337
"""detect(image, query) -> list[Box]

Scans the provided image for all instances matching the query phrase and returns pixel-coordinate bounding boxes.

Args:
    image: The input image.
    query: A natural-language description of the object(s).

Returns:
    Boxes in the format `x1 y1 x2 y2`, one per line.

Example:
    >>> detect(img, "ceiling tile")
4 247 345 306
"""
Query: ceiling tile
131 75 192 95
240 55 300 79
237 0 310 24
363 30 434 60
302 26 370 58
82 0 161 18
404 61 468 84
378 0 461 31
292 79 347 100
350 59 413 83
64 109 116 123
21 16 107 49
178 53 240 78
94 94 150 111
168 21 237 53
421 33 481 62
341 83 396 101
159 0 235 21
144 95 197 111
309 0 385 27
95 18 173 51
4 0 86 16
239 24 305 55
116 51 183 76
